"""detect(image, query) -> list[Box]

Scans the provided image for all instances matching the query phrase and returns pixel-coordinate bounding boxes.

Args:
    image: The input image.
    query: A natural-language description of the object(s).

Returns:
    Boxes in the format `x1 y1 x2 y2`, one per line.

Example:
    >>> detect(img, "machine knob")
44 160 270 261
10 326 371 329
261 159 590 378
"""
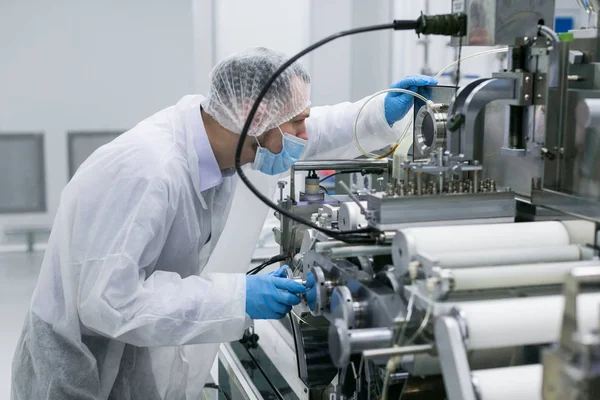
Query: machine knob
307 266 335 316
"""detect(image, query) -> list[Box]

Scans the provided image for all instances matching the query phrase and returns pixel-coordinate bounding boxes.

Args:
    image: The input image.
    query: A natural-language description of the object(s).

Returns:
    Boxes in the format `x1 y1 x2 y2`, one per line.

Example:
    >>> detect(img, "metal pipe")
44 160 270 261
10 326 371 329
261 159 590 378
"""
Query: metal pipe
314 241 347 252
539 25 560 44
349 327 393 352
293 160 389 171
362 344 434 361
290 165 296 203
329 245 392 258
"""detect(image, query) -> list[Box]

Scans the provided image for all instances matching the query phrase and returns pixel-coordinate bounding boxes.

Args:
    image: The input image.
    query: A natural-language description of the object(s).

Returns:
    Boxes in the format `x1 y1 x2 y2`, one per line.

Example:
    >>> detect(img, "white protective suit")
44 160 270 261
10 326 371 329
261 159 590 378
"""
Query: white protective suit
11 92 396 399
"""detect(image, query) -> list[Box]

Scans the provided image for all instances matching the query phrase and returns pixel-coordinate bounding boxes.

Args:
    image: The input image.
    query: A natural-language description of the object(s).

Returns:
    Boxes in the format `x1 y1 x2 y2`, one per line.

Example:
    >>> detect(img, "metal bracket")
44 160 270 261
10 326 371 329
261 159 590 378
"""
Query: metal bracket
434 316 478 400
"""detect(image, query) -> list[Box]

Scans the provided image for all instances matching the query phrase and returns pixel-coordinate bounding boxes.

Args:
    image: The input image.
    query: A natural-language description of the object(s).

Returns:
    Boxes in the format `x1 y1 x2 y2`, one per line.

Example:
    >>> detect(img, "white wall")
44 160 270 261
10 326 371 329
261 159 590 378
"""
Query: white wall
0 1 201 241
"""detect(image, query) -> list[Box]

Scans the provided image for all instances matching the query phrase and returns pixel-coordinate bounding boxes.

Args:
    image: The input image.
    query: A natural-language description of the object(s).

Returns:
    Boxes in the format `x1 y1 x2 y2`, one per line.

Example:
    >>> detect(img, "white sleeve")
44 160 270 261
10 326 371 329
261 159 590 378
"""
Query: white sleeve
76 175 248 347
302 95 399 160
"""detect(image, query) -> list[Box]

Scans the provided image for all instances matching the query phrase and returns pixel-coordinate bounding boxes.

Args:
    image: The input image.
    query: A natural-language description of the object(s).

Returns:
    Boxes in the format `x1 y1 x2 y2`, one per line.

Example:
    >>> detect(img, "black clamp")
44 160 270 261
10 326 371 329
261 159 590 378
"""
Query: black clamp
239 327 260 349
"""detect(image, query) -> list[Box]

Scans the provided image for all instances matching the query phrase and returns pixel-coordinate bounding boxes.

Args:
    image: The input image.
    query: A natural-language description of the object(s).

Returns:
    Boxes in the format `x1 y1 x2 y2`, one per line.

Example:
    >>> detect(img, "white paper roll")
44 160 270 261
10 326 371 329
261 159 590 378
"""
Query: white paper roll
436 245 582 269
472 364 542 400
403 221 570 256
449 293 600 349
450 260 600 291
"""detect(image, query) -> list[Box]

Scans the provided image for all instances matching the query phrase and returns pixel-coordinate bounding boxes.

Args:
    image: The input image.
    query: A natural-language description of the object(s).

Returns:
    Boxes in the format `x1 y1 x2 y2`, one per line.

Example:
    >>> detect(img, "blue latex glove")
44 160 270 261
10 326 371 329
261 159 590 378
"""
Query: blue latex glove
384 75 439 126
246 266 306 319
305 272 316 312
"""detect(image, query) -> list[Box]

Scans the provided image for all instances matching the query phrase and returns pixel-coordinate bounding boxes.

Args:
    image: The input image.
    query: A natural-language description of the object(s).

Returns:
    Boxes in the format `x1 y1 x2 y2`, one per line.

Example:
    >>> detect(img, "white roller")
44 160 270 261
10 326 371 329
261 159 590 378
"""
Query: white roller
472 364 542 400
436 245 582 269
561 220 597 245
403 221 570 256
450 260 600 291
448 293 600 349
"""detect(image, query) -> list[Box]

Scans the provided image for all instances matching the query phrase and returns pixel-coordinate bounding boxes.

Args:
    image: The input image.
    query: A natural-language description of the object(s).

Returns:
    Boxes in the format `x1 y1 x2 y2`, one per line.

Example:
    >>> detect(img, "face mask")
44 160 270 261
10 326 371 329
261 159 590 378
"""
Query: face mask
253 127 306 175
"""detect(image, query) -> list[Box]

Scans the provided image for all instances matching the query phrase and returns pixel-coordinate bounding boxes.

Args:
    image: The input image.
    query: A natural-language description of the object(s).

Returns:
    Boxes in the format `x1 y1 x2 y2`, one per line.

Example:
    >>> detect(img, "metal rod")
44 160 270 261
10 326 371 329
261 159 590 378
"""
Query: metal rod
314 241 347 252
290 165 296 203
293 160 389 171
362 344 434 361
339 181 369 215
329 245 392 258
417 173 423 196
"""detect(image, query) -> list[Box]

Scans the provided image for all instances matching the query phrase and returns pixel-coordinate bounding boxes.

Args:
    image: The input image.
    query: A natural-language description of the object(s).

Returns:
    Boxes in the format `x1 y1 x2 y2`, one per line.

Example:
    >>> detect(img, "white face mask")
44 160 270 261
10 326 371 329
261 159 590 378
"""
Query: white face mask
252 127 306 175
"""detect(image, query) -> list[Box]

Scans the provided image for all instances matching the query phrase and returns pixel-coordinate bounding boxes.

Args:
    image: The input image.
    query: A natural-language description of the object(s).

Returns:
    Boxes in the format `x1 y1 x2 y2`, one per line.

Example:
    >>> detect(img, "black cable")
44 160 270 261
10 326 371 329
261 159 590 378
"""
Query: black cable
247 254 287 275
234 20 421 245
455 34 462 95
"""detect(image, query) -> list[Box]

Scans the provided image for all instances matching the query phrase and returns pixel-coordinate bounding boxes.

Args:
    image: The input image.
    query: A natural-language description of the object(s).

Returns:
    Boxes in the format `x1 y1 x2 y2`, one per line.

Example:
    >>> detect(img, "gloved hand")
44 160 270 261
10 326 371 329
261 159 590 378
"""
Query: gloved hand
384 75 439 126
246 265 306 320
305 272 317 311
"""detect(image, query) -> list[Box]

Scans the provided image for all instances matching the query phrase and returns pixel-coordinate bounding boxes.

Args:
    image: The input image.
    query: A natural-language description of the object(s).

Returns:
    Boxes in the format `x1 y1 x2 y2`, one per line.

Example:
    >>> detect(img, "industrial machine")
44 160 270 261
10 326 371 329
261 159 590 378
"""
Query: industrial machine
221 1 600 400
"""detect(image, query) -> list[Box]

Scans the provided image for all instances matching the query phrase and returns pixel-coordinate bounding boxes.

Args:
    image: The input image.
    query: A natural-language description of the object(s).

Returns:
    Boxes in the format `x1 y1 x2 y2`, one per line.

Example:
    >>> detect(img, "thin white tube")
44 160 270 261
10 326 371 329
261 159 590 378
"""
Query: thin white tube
450 260 600 291
354 47 509 159
436 245 582 269
404 221 571 257
353 88 433 158
451 293 600 350
472 364 542 400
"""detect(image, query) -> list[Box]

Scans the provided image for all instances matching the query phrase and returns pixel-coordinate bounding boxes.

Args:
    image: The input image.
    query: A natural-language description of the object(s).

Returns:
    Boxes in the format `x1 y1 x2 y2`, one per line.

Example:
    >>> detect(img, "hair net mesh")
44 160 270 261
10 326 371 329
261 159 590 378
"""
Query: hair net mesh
201 47 311 136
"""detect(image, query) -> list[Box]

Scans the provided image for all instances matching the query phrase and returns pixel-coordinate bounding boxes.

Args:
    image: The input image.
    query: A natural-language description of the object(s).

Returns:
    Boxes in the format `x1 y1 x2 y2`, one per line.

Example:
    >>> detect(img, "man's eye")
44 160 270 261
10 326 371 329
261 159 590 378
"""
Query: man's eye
295 119 305 124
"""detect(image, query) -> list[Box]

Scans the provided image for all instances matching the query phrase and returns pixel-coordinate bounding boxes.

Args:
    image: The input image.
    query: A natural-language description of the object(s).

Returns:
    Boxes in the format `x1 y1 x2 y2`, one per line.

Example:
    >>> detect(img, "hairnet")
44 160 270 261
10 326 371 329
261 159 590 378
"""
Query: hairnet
201 47 311 136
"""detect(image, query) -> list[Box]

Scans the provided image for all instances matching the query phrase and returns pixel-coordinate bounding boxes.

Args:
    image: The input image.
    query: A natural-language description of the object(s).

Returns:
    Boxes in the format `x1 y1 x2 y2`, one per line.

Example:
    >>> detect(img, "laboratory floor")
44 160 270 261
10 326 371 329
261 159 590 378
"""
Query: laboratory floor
0 251 43 398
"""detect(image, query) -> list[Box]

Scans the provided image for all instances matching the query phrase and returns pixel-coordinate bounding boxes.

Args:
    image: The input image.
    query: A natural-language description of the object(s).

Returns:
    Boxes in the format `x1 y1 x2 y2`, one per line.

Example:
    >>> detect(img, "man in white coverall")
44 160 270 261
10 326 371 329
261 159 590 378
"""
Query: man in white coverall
11 47 437 399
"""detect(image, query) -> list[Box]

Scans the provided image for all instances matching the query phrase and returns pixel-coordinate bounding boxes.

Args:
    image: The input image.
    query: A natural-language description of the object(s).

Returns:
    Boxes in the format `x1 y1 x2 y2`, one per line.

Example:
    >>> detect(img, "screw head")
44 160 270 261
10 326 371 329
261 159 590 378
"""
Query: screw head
524 94 530 101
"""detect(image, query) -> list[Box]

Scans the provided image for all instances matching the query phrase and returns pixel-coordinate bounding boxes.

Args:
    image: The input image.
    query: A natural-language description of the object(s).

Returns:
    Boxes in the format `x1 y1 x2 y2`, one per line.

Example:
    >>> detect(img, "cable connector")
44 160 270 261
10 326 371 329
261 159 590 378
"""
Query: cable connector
408 261 421 281
415 13 467 37
427 101 445 111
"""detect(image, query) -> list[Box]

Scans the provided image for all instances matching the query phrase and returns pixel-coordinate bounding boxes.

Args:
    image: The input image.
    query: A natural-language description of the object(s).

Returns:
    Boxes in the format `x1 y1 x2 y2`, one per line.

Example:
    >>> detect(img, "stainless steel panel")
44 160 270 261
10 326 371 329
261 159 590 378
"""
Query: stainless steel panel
451 0 556 46
366 191 515 225
482 103 544 197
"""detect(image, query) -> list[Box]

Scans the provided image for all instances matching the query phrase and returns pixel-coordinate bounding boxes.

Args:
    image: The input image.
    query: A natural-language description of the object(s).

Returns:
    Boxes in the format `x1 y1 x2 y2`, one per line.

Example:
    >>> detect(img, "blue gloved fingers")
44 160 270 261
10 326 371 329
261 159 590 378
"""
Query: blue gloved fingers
272 277 306 294
306 286 317 311
390 75 438 89
269 265 290 277
265 297 289 316
305 272 315 289
276 291 302 306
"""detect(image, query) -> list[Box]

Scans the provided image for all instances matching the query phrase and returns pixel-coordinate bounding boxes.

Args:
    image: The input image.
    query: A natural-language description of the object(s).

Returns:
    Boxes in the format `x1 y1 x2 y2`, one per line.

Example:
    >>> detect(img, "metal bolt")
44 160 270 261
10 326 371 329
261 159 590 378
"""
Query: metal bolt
537 94 542 99
539 75 544 81
525 76 530 83
524 94 530 101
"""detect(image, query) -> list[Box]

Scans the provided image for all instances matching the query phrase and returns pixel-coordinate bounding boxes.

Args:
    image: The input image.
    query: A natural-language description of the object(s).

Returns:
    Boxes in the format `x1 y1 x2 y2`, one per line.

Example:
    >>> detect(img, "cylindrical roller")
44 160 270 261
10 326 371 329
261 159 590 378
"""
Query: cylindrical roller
472 364 542 400
435 245 583 269
450 260 600 291
338 202 368 231
451 293 600 350
560 220 597 245
328 319 392 367
401 347 516 376
329 245 391 258
393 222 573 273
